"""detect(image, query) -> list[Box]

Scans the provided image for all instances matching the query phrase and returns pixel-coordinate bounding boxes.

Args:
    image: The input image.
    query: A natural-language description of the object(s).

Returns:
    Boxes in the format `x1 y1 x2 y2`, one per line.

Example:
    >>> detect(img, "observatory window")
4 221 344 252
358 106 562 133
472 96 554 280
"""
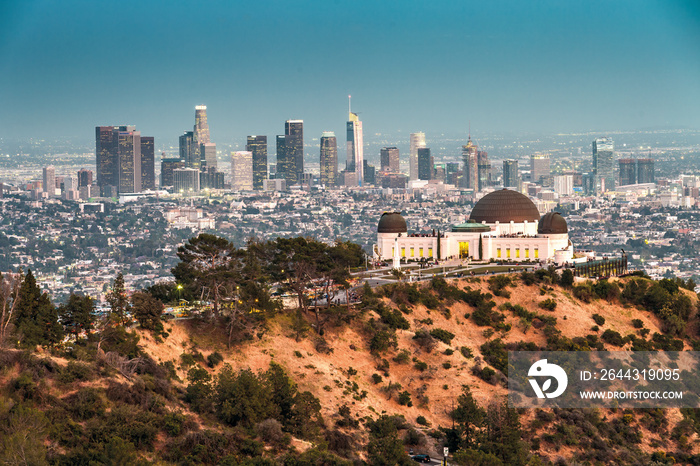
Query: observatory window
428 247 433 257
401 247 406 257
525 248 530 258
516 248 520 258
535 248 539 259
419 247 424 257
497 248 501 258
410 247 415 257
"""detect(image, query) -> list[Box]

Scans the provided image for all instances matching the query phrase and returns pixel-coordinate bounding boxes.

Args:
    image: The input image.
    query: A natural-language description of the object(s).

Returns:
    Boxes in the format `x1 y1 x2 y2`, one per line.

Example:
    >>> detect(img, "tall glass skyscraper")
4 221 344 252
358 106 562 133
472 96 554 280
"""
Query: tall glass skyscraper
593 137 614 193
140 136 155 190
96 125 153 195
618 158 636 186
346 101 363 186
277 120 303 185
409 132 426 181
194 105 210 144
460 136 478 189
503 159 519 189
380 147 400 173
246 135 268 190
320 132 337 187
417 147 432 180
637 158 655 184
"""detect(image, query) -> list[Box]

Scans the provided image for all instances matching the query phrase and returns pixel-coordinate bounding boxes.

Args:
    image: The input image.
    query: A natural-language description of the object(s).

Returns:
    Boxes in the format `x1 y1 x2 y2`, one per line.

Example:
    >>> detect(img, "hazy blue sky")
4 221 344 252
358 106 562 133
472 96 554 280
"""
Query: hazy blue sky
1 0 699 148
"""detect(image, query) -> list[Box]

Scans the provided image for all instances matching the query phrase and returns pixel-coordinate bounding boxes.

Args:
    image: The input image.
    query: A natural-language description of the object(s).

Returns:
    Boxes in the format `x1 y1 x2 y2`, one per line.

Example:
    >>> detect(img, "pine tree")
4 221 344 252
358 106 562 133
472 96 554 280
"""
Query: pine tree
58 293 96 340
478 234 483 260
106 272 131 326
13 270 62 348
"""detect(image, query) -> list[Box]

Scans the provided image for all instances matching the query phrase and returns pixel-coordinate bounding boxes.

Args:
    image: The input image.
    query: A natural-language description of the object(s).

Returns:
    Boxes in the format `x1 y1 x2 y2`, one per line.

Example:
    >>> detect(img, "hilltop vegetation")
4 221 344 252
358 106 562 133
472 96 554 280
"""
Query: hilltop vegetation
1 234 700 465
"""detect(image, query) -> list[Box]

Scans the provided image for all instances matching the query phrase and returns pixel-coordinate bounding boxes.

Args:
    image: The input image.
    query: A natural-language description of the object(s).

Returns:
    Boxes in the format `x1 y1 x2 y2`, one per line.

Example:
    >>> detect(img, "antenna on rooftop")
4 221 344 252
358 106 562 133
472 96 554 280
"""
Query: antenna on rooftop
348 95 352 114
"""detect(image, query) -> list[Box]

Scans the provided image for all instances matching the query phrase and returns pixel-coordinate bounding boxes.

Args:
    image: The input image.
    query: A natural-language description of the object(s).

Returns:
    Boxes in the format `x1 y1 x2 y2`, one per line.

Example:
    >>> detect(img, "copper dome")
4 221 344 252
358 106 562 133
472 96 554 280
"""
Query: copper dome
469 189 541 224
537 212 568 234
377 212 407 233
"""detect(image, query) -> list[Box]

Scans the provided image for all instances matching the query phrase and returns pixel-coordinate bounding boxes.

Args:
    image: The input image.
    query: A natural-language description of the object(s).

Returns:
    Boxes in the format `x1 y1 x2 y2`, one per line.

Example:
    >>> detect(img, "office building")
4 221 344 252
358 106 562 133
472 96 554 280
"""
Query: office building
380 147 400 173
346 103 363 186
319 132 338 187
246 135 268 190
618 159 636 186
194 105 210 144
503 160 519 189
78 169 93 188
179 131 199 169
116 127 141 193
277 120 303 185
95 125 151 195
173 168 200 193
140 136 155 190
637 159 655 184
530 154 550 185
593 137 615 193
200 167 225 190
161 158 184 187
231 151 254 191
554 175 574 196
96 126 118 195
363 160 375 185
417 147 432 180
200 142 217 169
409 132 426 181
460 136 478 189
477 151 491 191
43 166 56 196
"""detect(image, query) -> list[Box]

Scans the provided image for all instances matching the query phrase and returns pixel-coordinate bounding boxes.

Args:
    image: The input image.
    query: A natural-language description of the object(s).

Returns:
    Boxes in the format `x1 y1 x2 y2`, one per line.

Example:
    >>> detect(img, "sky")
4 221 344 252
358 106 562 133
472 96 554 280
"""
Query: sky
1 0 699 149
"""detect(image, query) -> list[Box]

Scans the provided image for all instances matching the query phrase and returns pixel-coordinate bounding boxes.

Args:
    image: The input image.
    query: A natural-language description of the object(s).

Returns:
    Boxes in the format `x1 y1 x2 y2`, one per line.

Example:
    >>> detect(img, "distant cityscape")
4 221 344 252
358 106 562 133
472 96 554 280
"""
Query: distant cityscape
1 103 700 303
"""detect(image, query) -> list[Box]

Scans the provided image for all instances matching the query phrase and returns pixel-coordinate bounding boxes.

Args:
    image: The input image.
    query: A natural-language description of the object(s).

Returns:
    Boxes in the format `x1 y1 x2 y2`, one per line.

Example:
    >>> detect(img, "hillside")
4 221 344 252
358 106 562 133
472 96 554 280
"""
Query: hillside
2 271 700 465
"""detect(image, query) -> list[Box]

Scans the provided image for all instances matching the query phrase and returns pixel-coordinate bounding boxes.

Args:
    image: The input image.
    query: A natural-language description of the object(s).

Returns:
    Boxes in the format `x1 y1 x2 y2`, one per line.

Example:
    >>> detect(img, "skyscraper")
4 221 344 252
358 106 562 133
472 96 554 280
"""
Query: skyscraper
43 165 56 196
173 168 200 193
140 136 155 190
380 147 400 173
96 126 118 195
554 175 574 196
179 131 198 169
161 157 185 187
116 127 141 194
320 132 337 187
417 147 432 180
460 136 478 189
231 151 254 191
194 105 210 144
593 137 615 193
346 98 363 186
246 135 268 190
363 160 376 185
637 158 655 184
477 150 491 191
77 169 93 188
200 142 217 169
277 120 303 185
409 132 426 181
618 158 636 186
503 160 519 189
530 154 550 185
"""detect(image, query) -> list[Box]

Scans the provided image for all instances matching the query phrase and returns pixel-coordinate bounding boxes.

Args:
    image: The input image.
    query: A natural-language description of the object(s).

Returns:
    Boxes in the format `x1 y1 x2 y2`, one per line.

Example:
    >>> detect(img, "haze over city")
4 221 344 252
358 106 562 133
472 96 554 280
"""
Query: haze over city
1 0 699 147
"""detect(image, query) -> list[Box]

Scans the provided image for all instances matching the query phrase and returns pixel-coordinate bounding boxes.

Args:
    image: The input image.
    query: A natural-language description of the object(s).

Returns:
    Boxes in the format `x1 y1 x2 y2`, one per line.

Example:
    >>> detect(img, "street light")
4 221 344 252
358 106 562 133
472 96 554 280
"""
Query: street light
177 284 183 302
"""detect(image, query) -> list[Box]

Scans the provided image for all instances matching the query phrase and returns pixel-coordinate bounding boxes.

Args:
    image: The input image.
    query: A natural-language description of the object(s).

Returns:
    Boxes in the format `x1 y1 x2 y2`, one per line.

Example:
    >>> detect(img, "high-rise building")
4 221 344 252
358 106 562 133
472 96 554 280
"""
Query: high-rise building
582 173 596 195
618 158 637 186
246 135 268 190
417 147 432 180
409 132 426 181
477 151 491 191
116 127 141 193
200 142 217 170
593 137 615 193
460 136 478 189
637 158 655 184
231 151 254 191
277 120 303 185
140 136 155 190
503 160 519 189
161 157 185 187
363 160 375 185
530 154 550 185
43 166 56 196
96 126 118 195
179 131 198 169
77 169 93 188
380 147 400 173
319 132 338 187
346 101 363 186
554 175 574 196
194 105 210 144
173 168 200 193
200 167 225 190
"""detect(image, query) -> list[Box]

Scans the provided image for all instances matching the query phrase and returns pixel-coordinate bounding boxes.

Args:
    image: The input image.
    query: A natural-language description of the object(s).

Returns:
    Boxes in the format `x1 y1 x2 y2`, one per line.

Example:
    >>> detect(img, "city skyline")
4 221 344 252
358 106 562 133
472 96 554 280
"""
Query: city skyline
1 1 699 146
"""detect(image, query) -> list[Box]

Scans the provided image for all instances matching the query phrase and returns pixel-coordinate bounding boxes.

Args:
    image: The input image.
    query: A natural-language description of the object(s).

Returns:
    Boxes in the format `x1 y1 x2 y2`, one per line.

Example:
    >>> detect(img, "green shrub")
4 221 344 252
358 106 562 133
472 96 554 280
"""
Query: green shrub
414 360 428 371
573 283 594 303
207 351 224 368
480 339 507 374
460 346 473 359
444 348 454 356
592 314 605 325
601 329 625 347
632 319 644 329
430 328 455 345
538 298 557 311
398 390 413 406
416 415 429 426
371 373 383 384
442 362 452 369
58 361 93 384
393 349 411 364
